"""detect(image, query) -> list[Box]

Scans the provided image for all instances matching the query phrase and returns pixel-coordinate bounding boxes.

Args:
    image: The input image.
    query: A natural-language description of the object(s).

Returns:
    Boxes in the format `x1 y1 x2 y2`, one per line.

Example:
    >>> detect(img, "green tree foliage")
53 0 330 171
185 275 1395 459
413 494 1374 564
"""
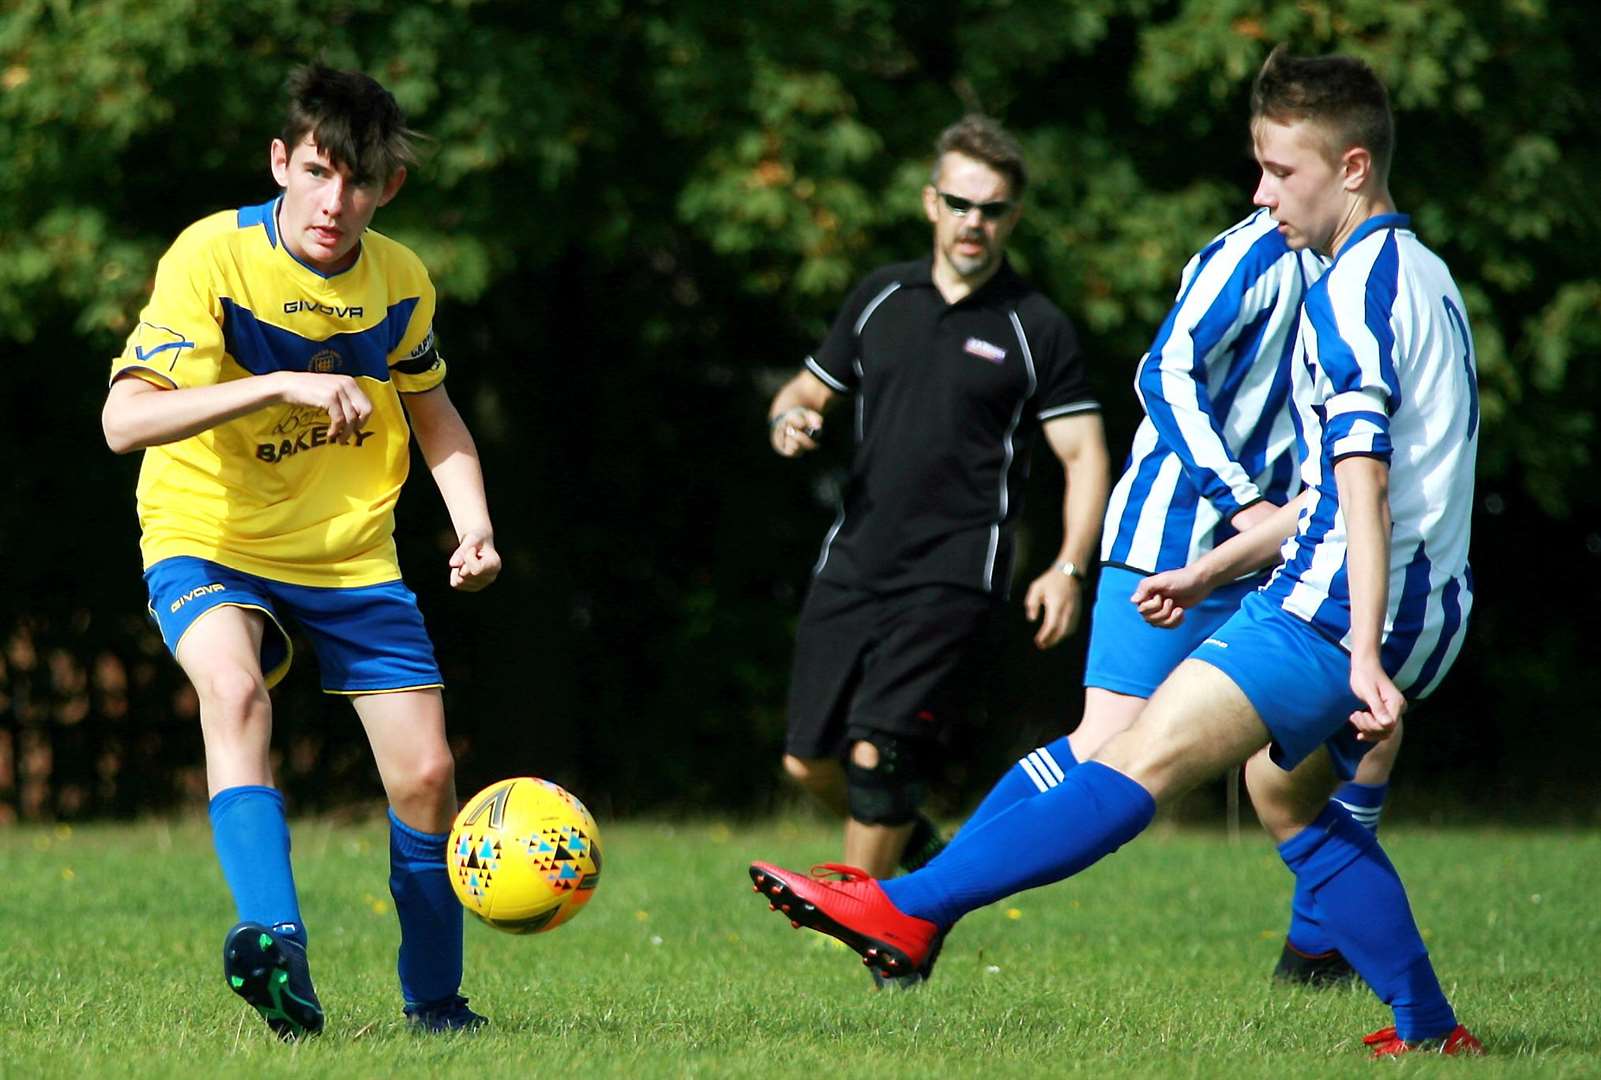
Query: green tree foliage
1 0 1596 815
4 0 1594 494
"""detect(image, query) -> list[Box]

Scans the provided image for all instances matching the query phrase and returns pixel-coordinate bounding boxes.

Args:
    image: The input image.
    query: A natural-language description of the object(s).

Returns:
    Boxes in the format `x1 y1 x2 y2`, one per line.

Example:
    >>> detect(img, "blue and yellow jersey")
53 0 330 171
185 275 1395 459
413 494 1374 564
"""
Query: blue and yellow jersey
110 196 447 588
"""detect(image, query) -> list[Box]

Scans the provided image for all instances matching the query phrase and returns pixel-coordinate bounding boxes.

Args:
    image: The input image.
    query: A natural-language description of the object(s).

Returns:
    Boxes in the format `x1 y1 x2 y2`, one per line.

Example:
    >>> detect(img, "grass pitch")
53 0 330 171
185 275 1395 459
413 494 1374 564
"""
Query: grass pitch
1 814 1597 1078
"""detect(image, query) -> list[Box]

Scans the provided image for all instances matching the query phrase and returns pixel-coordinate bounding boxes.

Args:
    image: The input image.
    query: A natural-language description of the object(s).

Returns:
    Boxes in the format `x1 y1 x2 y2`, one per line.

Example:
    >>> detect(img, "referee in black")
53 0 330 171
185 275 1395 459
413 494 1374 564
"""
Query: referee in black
767 115 1110 927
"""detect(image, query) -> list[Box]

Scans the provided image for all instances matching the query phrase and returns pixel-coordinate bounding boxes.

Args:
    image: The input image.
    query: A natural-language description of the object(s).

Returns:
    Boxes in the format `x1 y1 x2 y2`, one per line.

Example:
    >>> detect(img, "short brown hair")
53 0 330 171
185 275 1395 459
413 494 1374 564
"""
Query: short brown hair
281 63 418 184
932 115 1028 197
1251 46 1393 181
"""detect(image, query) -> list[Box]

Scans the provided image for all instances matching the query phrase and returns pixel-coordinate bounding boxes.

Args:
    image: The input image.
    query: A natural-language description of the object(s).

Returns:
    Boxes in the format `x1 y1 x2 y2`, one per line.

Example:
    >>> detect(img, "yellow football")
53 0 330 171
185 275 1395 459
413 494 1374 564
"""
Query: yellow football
447 777 603 934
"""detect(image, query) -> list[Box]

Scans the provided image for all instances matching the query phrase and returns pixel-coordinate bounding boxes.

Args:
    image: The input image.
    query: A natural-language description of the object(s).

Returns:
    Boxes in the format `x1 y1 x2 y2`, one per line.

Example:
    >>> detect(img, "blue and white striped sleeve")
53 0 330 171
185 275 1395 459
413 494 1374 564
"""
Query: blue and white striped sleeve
1305 232 1402 465
1134 219 1289 520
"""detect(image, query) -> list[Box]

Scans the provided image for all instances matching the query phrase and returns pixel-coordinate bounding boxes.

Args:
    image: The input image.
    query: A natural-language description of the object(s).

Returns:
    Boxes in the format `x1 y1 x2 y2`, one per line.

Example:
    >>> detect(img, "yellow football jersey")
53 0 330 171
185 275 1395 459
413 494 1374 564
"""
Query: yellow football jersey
110 197 448 588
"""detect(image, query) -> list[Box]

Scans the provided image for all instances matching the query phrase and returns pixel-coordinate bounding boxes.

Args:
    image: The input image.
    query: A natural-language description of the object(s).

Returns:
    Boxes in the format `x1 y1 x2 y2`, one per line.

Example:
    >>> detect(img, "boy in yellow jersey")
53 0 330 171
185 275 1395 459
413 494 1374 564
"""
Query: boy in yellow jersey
102 64 497 1038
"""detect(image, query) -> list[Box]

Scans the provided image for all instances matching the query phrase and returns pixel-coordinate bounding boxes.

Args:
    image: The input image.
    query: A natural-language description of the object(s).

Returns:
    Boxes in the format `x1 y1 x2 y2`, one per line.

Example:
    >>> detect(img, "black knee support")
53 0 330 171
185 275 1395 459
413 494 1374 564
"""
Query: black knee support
846 733 928 826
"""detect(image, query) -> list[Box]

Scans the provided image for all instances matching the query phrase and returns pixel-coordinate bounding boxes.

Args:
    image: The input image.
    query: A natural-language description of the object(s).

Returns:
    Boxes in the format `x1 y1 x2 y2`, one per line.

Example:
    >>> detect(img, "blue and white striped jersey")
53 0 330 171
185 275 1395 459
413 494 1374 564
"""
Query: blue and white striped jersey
1263 214 1478 697
1101 209 1326 574
1101 209 1325 576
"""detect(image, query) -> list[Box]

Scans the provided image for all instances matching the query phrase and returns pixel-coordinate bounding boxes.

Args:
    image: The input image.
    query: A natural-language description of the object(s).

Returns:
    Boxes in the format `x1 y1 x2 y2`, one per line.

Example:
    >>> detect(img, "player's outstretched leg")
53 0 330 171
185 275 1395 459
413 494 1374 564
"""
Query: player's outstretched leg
750 760 1155 976
959 736 1076 833
223 922 325 1040
957 689 1147 836
881 762 1154 928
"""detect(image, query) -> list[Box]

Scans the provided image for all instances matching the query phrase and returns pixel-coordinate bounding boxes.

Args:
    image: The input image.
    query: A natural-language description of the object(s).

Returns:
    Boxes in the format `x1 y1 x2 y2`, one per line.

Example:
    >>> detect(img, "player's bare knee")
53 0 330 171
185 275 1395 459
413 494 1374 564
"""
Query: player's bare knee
845 732 926 826
386 748 456 827
1093 721 1199 807
421 746 458 793
848 739 880 769
1245 750 1323 842
407 746 456 797
193 666 270 725
781 753 830 791
1095 742 1176 805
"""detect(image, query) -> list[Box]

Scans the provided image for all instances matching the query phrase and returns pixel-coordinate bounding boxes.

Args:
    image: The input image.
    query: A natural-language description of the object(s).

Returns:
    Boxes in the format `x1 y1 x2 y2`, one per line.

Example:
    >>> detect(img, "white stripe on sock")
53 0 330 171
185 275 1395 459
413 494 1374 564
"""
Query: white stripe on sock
1334 799 1383 831
1019 755 1051 794
1033 747 1067 783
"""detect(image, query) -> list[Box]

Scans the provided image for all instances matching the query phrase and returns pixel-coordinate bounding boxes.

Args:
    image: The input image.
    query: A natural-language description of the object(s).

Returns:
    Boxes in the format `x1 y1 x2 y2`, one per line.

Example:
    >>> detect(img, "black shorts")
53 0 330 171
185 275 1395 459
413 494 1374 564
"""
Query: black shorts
784 579 997 760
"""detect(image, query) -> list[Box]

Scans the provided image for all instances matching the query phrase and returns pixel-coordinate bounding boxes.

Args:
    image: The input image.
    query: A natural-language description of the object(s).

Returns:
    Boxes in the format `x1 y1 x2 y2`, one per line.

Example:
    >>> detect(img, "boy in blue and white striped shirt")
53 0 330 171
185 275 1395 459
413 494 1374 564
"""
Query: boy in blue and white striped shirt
1107 207 1315 575
1263 215 1477 697
1015 209 1317 751
966 203 1402 984
749 47 1481 1058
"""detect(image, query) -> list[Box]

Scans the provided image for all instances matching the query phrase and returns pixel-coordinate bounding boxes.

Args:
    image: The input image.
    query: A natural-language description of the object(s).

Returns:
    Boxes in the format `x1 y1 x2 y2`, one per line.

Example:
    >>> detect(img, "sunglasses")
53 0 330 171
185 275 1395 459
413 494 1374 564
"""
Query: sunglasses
937 191 1016 219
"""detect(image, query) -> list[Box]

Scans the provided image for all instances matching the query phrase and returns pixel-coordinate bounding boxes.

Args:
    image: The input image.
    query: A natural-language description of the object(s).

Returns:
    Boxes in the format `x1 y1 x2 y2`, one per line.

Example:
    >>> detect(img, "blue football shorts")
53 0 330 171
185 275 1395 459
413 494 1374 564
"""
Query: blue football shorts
1188 589 1372 780
144 556 444 694
1084 565 1262 698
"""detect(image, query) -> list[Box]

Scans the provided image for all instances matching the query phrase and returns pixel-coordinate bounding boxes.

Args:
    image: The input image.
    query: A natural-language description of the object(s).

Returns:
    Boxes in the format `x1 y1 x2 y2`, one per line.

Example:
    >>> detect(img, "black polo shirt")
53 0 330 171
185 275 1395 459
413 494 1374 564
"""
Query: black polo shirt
804 257 1098 596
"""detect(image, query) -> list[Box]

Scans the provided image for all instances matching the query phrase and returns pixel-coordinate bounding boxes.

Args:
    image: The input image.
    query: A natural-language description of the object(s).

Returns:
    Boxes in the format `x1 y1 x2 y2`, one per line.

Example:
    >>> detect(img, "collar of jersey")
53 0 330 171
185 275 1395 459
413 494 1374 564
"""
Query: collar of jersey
910 256 1023 306
268 195 366 280
1334 212 1411 263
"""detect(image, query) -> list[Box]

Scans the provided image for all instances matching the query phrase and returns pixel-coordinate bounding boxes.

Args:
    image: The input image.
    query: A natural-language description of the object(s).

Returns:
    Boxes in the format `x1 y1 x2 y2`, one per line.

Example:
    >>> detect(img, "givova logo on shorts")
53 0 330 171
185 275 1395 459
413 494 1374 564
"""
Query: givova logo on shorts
171 583 226 613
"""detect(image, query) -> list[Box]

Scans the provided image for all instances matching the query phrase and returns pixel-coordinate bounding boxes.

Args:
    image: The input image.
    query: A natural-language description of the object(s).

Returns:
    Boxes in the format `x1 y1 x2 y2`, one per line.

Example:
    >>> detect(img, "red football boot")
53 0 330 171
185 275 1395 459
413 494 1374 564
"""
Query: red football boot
749 861 941 978
1365 1023 1484 1057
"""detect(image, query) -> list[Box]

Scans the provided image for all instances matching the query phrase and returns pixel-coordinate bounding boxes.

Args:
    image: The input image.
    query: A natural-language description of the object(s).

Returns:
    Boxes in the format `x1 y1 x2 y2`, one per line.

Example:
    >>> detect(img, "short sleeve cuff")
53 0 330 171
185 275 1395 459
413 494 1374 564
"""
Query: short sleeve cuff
107 365 178 390
1223 491 1265 518
1327 413 1393 463
804 355 852 394
394 357 448 394
1038 399 1100 422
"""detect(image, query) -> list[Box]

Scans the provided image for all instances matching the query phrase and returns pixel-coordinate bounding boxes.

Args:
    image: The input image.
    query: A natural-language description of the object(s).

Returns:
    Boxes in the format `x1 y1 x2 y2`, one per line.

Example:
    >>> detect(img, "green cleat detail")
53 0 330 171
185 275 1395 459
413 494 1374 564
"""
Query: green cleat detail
223 922 325 1041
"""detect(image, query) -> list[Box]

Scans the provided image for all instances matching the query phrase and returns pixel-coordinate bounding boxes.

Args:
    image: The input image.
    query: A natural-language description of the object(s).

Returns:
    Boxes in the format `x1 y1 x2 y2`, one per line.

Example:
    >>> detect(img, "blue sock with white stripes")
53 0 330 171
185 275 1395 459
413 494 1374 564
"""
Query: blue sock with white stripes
1278 804 1456 1041
960 736 1077 833
208 785 307 947
1286 780 1388 955
388 809 464 1008
882 762 1154 930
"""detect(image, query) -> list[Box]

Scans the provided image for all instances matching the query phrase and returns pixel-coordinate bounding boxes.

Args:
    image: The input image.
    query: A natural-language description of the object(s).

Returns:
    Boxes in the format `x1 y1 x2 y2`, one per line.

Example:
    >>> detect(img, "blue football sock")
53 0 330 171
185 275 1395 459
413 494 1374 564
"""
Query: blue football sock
960 736 1077 833
1278 804 1456 1041
882 761 1155 930
1287 780 1388 955
208 785 307 947
389 809 463 1008
1332 779 1390 832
